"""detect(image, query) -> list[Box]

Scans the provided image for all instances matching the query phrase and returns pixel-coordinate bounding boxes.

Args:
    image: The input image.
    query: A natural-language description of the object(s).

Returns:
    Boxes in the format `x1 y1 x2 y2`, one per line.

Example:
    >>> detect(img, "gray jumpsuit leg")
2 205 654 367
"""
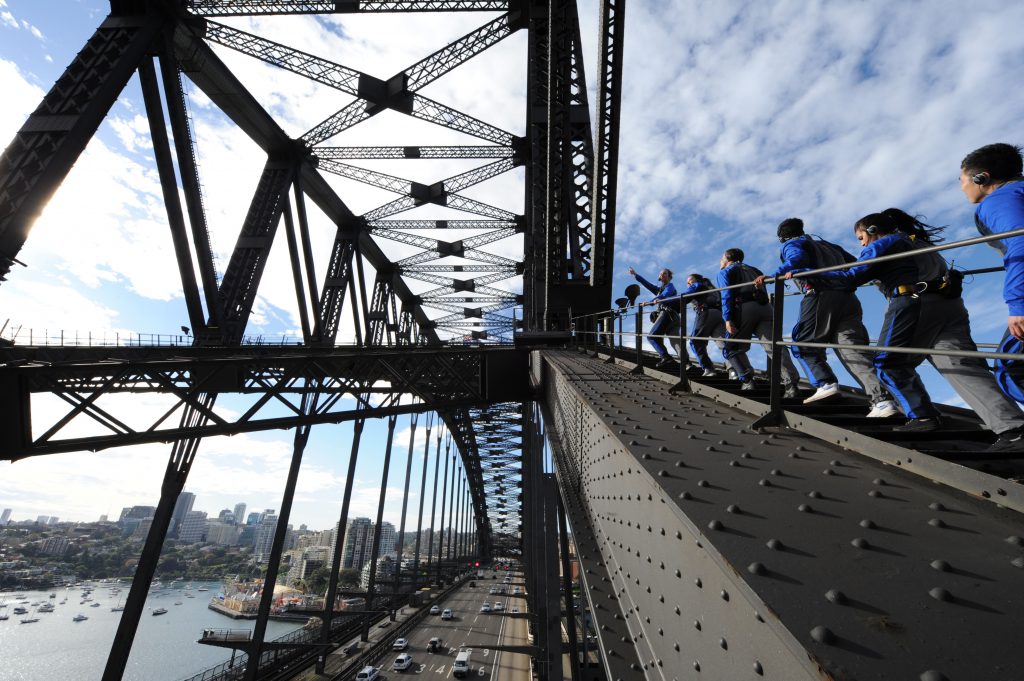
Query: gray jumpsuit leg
918 296 1024 435
751 302 801 386
830 292 889 404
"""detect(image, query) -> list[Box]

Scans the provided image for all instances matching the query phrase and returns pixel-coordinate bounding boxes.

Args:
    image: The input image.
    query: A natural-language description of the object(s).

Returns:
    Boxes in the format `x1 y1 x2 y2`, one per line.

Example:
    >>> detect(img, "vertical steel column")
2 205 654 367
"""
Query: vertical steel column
631 306 643 373
281 195 312 342
102 398 211 681
540 473 564 681
671 298 690 393
392 413 419 604
317 418 365 674
426 430 443 584
292 176 321 335
752 277 787 429
411 414 434 592
363 414 398 638
455 469 465 565
433 435 451 585
444 450 458 569
557 494 581 681
137 57 205 334
244 392 318 681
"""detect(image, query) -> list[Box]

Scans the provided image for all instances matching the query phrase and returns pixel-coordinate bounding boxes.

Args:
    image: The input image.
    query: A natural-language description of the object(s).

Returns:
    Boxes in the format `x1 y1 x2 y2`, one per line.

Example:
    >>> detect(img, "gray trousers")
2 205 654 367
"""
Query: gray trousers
914 295 1024 434
791 290 888 404
723 300 800 386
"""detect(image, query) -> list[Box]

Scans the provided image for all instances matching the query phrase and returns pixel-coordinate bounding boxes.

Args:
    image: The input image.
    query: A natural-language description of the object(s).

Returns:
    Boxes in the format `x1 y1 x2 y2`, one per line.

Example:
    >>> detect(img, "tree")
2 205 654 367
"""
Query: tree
305 567 331 595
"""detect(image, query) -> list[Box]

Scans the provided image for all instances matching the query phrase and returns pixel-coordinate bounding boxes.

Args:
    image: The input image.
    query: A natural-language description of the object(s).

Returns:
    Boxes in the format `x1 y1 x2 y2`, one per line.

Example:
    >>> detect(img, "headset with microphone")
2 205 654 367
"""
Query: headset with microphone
864 224 878 235
972 172 990 185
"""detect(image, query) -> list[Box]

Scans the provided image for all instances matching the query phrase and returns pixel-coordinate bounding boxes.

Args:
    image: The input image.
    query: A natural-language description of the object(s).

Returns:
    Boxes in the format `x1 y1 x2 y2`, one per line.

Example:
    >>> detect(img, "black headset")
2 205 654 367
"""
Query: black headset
972 172 990 185
864 225 878 235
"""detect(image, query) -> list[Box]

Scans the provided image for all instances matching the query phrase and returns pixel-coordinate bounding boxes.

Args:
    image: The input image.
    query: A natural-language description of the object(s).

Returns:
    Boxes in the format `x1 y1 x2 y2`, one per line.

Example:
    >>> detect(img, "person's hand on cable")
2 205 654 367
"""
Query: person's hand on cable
1010 315 1024 340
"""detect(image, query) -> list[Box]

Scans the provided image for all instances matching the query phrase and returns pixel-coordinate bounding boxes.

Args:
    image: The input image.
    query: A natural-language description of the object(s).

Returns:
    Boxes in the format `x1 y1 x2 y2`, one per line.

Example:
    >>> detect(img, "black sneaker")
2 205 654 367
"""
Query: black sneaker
740 380 756 392
655 357 672 369
783 385 799 399
893 417 941 433
986 428 1024 453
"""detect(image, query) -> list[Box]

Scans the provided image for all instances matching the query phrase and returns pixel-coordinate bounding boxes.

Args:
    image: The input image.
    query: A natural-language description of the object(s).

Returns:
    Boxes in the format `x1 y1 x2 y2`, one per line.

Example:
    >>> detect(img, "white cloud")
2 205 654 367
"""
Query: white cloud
1 11 15 29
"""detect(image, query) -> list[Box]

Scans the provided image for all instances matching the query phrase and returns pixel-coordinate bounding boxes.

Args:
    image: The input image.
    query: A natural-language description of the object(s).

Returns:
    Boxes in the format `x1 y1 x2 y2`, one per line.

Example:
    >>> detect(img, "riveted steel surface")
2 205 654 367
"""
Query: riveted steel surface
540 350 1024 681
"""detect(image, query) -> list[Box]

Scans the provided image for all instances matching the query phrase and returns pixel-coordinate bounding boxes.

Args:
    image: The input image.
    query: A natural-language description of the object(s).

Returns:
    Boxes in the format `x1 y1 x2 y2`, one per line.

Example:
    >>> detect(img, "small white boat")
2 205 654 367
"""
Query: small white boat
0 613 9 621
73 614 88 622
152 608 167 616
90 603 101 608
20 617 39 624
197 587 209 592
174 601 182 606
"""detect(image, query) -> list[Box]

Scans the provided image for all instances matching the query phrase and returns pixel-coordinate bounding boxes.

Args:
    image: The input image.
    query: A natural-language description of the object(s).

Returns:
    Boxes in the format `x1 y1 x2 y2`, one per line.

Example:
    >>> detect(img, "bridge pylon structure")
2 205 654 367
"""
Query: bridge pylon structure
0 0 623 680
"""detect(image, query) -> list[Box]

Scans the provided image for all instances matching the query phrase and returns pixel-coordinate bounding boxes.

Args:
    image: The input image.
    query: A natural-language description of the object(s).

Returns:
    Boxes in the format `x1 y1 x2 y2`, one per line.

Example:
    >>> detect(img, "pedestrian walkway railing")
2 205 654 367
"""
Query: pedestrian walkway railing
572 226 1024 428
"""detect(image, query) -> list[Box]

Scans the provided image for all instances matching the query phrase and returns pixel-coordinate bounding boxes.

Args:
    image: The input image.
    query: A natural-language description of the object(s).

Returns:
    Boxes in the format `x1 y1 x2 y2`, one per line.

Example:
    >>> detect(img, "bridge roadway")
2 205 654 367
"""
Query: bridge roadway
296 572 533 681
539 349 1024 681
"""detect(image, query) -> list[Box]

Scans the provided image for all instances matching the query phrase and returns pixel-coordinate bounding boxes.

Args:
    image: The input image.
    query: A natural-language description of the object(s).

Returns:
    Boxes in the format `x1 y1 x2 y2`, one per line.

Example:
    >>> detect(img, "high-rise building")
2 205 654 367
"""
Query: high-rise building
98 514 109 523
246 511 261 526
36 515 49 525
339 517 373 571
233 503 247 525
206 522 241 546
0 508 11 525
131 517 154 540
178 510 208 544
217 509 235 524
378 522 397 558
41 536 70 556
47 516 59 525
253 513 279 564
119 506 155 522
170 492 196 537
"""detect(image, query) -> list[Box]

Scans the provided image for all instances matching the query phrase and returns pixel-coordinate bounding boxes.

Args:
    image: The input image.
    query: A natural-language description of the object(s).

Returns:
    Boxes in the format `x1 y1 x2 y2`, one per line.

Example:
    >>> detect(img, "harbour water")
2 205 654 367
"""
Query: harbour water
0 581 302 681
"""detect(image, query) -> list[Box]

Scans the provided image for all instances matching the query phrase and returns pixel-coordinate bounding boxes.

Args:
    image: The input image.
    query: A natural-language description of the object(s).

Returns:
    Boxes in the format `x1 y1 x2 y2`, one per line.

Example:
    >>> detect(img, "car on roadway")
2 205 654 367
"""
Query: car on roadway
511 607 519 614
441 608 453 620
378 620 391 628
469 581 476 587
427 637 443 652
392 653 414 671
355 666 380 681
430 605 440 615
480 602 491 613
453 649 472 678
342 641 360 656
393 637 409 650
493 602 504 611
513 586 521 595
488 586 496 594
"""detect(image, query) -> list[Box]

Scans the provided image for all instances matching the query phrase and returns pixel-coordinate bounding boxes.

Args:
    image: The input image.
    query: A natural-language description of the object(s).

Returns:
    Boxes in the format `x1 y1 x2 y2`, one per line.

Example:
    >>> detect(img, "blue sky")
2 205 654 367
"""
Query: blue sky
1 0 1023 527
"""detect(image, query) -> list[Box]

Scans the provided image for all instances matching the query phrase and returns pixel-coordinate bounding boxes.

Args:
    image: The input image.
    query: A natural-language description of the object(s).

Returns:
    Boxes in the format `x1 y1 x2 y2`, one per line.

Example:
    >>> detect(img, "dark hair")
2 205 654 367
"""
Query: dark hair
777 217 804 240
687 272 703 281
961 143 1023 182
660 268 673 280
724 248 744 263
855 208 945 244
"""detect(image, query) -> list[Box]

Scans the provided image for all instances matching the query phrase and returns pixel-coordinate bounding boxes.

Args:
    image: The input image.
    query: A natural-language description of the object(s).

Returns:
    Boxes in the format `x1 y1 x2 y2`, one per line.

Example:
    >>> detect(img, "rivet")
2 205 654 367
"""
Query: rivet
868 490 882 498
693 661 700 672
823 469 835 476
658 446 667 452
1013 557 1024 569
675 460 685 468
859 519 876 529
679 491 692 500
766 538 784 551
695 578 702 588
929 587 951 602
851 537 869 549
741 452 751 459
824 589 847 605
754 661 764 676
674 643 680 651
928 518 946 528
727 504 740 514
930 560 950 572
706 446 716 453
629 440 639 446
872 478 885 486
758 479 771 487
697 480 709 488
642 453 652 460
1006 535 1024 546
658 470 668 477
928 502 946 511
719 637 728 650
694 620 701 630
919 672 950 681
675 569 681 578
807 491 821 499
810 625 834 644
798 503 813 513
770 469 782 476
747 562 766 576
788 452 800 459
728 460 738 467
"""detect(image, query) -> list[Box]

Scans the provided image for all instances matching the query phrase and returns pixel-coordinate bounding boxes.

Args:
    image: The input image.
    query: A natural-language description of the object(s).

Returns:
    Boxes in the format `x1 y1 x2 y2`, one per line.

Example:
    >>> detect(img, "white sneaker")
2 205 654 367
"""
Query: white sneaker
802 382 839 404
866 400 899 418
702 369 717 377
728 369 738 380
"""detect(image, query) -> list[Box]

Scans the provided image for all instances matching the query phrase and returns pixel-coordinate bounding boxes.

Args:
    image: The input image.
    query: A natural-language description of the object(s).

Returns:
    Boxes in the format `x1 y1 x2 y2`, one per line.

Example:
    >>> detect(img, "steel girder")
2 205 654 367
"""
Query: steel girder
189 1 511 16
0 345 529 459
540 350 1024 681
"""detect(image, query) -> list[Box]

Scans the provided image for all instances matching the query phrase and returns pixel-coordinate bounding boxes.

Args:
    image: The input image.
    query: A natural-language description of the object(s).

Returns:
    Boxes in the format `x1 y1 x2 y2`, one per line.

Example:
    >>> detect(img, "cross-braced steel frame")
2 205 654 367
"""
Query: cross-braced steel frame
0 0 625 680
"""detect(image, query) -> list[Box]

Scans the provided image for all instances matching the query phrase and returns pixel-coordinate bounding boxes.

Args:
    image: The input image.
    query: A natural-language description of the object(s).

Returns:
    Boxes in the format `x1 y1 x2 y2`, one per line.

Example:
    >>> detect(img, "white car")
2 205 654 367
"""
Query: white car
430 605 440 615
355 667 379 681
513 587 521 595
393 637 409 650
480 603 491 613
488 587 496 595
393 653 414 671
441 608 453 620
493 602 504 611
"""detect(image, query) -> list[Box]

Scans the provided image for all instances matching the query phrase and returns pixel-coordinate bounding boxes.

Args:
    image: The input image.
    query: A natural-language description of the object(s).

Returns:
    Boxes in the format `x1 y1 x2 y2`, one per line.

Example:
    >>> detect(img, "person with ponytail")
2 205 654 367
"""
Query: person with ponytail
877 208 1024 451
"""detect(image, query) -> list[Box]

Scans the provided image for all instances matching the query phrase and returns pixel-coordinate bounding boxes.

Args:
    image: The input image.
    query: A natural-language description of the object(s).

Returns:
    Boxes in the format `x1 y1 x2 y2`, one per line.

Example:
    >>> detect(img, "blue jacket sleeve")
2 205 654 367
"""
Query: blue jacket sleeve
807 241 885 287
653 282 678 303
717 268 735 321
770 239 813 278
633 273 660 296
977 184 1024 315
